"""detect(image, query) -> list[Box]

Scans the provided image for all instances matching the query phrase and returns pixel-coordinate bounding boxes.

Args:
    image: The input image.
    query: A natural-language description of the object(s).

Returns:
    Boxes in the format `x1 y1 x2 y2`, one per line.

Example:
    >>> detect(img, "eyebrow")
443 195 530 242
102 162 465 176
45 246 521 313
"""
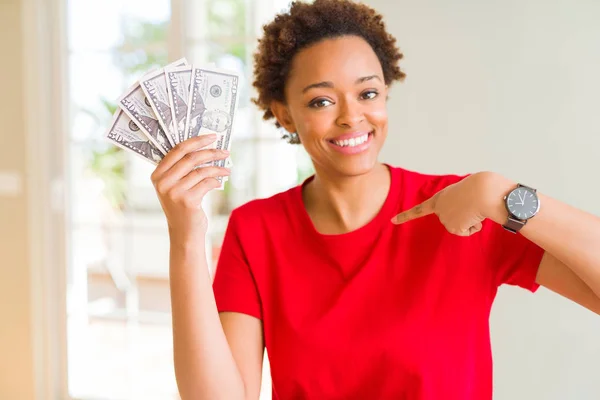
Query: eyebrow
301 75 381 94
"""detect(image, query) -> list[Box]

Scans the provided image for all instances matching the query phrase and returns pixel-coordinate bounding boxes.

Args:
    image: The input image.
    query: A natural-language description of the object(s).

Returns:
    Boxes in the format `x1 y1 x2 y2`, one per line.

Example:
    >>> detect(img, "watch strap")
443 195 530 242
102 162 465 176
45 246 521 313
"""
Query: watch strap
518 183 537 193
502 216 526 233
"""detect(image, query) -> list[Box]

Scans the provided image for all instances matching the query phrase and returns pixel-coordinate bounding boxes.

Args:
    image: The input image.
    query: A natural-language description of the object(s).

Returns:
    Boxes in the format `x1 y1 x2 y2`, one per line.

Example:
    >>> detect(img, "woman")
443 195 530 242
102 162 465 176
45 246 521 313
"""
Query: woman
151 1 600 399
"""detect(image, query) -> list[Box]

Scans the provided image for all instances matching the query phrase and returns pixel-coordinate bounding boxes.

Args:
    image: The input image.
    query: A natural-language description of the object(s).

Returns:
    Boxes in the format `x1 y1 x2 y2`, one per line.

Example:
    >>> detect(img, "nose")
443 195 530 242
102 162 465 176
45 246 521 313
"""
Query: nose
335 96 364 128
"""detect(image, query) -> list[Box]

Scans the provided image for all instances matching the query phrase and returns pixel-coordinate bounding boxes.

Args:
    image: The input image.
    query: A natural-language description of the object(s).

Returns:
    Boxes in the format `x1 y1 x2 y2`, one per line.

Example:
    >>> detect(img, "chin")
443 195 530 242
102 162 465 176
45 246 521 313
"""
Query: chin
329 132 383 176
318 144 380 178
336 156 380 177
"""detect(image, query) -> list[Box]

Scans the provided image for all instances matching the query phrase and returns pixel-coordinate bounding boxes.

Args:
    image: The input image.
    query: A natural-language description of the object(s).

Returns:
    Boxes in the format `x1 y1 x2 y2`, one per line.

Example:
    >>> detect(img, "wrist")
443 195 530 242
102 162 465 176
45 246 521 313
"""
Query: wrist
477 171 514 225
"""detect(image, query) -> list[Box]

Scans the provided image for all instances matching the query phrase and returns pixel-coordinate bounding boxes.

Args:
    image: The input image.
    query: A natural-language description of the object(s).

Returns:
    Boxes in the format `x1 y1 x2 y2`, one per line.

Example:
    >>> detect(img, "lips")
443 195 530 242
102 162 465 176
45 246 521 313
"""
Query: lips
328 130 374 148
329 130 373 142
327 130 374 154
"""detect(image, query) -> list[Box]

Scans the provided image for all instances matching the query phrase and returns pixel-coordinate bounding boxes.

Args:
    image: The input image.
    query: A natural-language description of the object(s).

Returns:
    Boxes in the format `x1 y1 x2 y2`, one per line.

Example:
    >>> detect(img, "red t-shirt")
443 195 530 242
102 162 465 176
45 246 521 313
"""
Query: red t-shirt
213 165 545 400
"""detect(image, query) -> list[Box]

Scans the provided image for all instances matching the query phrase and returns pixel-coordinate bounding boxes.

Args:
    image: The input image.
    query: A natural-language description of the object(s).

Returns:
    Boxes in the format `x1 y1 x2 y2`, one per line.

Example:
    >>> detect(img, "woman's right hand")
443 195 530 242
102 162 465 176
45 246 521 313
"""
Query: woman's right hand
151 134 231 240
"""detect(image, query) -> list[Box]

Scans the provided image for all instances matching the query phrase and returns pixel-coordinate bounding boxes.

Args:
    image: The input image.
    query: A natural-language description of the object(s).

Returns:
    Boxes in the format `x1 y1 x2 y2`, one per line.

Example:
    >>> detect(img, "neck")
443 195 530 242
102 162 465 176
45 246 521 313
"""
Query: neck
303 162 391 235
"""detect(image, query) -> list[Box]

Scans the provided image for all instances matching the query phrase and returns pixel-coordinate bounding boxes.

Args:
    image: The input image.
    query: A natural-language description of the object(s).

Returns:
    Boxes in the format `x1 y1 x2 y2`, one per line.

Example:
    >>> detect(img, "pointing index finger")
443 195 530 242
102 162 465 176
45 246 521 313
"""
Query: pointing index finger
391 195 436 224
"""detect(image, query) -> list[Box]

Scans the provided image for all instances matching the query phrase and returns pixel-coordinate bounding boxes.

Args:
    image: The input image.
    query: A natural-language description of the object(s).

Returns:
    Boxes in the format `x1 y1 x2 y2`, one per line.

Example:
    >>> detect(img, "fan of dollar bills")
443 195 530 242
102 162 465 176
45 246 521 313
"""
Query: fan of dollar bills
104 58 239 188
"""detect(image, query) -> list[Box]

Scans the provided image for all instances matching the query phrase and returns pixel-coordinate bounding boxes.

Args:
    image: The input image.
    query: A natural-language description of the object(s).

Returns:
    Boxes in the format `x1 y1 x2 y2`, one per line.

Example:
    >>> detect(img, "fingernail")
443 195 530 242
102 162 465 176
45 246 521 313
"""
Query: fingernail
221 149 230 154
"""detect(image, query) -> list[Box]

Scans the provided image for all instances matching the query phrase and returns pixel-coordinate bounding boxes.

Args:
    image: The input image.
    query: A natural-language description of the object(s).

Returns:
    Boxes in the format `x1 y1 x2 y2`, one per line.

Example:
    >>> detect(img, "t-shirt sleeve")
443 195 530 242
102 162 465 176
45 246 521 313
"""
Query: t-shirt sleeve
479 219 546 292
212 209 262 319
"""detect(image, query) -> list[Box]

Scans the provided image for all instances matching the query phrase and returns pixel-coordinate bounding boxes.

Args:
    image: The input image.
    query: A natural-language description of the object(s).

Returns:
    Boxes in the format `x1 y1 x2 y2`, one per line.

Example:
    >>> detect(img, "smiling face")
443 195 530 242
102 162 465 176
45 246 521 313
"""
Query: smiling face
271 35 389 178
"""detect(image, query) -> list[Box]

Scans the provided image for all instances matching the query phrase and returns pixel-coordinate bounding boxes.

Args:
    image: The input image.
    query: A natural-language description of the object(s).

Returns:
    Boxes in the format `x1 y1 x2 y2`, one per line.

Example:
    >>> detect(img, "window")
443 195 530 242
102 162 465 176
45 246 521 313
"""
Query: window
65 0 313 399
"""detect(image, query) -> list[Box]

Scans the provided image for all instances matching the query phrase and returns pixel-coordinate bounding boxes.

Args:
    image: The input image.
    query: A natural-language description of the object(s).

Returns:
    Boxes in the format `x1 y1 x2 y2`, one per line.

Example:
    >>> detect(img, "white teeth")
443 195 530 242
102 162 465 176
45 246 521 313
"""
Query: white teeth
333 133 370 147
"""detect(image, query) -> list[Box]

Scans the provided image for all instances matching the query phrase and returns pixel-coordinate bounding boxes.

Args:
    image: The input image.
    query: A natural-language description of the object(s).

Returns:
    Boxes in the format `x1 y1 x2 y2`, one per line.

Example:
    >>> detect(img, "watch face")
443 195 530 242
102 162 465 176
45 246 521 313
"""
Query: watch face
506 187 539 220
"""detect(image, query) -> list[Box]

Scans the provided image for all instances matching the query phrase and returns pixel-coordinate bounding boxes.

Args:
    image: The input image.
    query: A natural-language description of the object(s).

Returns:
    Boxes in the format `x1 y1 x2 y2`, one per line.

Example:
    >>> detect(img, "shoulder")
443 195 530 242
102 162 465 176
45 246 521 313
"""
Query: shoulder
228 185 297 228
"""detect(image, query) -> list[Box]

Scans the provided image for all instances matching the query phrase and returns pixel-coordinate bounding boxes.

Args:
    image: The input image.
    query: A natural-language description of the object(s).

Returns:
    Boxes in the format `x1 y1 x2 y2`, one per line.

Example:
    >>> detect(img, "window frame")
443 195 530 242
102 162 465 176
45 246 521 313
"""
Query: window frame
23 0 71 397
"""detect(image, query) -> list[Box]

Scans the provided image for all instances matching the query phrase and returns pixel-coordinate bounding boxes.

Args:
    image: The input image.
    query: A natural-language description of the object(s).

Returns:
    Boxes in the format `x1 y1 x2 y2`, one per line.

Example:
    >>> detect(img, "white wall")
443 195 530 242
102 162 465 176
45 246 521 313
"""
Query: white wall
366 0 600 399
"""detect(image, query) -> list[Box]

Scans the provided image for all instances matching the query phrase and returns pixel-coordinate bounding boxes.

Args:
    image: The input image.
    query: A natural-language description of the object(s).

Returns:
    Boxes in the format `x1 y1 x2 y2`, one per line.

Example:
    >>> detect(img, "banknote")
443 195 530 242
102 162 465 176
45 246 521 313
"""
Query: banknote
105 109 164 165
118 82 173 155
185 66 239 168
106 62 240 191
166 66 193 144
140 58 188 147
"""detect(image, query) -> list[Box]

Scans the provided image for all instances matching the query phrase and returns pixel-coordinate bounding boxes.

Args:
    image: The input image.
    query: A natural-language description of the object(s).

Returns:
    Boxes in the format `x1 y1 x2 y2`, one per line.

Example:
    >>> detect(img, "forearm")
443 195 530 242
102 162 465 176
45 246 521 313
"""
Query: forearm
169 235 245 400
482 172 600 297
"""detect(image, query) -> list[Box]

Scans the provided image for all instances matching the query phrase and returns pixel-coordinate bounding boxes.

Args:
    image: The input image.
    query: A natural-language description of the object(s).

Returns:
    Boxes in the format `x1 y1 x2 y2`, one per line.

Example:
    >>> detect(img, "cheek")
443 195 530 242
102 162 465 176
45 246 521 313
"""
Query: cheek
295 108 333 139
367 102 388 126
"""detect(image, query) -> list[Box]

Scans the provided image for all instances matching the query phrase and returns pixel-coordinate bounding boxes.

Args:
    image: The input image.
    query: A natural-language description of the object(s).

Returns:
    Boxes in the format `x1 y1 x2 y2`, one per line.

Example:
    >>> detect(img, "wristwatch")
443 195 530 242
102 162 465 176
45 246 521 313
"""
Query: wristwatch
502 183 540 233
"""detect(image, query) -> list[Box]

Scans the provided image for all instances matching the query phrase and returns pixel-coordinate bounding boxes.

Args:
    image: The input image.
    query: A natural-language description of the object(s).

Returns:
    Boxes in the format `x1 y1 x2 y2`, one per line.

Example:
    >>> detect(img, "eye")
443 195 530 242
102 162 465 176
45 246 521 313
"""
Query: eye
361 90 378 100
308 98 333 108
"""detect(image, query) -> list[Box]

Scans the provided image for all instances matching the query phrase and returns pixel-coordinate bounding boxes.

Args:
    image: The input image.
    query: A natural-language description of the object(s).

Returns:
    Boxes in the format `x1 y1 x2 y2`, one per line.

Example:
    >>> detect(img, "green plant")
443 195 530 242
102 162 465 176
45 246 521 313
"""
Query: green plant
89 143 128 210
114 20 170 75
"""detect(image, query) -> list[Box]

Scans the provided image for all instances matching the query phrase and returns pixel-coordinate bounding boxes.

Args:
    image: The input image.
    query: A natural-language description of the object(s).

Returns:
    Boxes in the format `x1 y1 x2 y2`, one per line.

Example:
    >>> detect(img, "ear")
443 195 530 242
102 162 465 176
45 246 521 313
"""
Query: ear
270 101 296 133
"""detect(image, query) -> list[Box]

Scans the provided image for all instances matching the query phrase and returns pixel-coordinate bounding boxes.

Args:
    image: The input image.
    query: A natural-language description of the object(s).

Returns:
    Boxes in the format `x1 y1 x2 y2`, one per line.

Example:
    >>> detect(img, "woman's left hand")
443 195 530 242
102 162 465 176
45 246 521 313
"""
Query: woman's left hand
391 172 501 236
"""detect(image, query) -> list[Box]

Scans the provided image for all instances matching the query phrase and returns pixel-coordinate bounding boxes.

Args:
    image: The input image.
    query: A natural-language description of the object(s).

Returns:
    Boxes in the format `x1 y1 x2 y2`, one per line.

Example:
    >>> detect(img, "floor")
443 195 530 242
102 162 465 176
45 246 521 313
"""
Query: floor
68 317 180 400
67 273 272 400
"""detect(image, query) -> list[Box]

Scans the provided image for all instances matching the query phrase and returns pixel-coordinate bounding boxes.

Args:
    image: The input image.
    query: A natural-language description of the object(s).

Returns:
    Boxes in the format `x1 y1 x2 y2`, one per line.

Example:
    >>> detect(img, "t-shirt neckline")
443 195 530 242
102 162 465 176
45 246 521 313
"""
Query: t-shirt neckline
292 163 399 243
